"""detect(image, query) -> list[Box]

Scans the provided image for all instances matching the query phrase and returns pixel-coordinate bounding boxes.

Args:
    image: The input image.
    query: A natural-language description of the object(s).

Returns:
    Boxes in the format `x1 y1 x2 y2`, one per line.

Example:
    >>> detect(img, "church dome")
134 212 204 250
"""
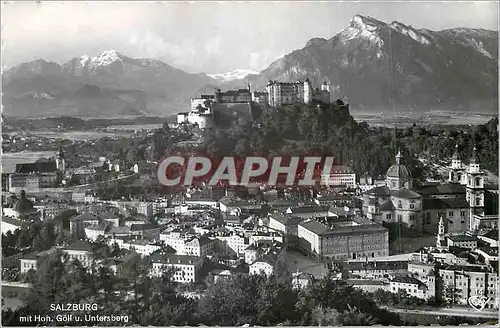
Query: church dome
386 151 412 179
14 190 36 214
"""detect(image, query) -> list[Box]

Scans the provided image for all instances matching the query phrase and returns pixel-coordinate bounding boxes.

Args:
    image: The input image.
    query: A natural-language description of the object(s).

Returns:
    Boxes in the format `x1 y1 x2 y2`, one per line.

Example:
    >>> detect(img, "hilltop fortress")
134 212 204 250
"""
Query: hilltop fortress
178 79 332 129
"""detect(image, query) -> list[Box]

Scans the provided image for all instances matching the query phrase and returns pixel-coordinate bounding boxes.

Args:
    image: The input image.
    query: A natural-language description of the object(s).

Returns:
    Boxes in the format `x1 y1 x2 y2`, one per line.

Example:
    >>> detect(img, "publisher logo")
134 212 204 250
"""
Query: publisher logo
468 296 490 311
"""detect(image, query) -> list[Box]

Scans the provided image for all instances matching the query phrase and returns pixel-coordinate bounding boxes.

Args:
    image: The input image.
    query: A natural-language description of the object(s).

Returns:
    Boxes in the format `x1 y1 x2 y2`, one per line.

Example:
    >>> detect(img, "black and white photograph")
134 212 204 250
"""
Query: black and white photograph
1 1 499 326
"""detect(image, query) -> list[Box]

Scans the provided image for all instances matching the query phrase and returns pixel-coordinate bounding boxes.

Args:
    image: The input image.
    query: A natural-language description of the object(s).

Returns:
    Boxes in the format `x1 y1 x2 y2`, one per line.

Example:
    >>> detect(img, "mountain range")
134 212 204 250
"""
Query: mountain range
208 69 259 82
3 15 498 118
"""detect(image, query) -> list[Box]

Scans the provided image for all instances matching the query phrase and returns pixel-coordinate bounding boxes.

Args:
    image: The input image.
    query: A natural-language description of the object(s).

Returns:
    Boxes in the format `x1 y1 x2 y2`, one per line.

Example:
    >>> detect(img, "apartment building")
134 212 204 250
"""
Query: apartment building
298 219 389 260
149 252 203 283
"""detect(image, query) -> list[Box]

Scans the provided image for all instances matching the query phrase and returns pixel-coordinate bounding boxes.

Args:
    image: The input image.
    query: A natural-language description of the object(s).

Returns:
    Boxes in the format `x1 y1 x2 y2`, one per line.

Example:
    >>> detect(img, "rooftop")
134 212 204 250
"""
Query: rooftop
15 161 57 174
447 234 477 242
348 260 409 271
330 165 354 174
423 198 469 210
391 275 427 288
299 219 387 236
346 279 387 286
391 189 421 199
252 253 278 266
150 252 201 265
287 205 330 214
480 230 499 241
418 183 466 196
364 185 391 197
63 240 96 252
71 213 100 222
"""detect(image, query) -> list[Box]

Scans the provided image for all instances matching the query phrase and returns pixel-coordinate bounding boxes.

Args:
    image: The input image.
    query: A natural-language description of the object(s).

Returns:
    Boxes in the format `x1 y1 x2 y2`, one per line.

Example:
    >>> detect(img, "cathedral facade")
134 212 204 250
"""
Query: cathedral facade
362 146 487 234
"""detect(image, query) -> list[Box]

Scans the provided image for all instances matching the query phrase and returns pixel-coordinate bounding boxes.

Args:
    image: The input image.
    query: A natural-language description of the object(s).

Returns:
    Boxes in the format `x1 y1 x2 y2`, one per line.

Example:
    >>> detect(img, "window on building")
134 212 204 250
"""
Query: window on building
476 198 481 206
449 212 454 217
386 214 392 221
398 201 402 209
397 214 403 222
475 177 481 186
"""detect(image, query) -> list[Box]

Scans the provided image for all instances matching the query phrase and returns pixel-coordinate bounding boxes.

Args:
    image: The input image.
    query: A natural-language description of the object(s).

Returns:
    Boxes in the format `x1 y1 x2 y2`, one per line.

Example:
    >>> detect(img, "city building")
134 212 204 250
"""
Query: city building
437 264 498 309
447 234 478 249
61 240 99 268
20 253 37 274
363 146 489 234
122 239 163 256
297 219 389 260
2 190 41 221
9 153 64 193
215 233 248 255
346 279 388 293
149 252 203 283
389 275 430 299
321 165 357 188
292 271 315 289
249 254 277 276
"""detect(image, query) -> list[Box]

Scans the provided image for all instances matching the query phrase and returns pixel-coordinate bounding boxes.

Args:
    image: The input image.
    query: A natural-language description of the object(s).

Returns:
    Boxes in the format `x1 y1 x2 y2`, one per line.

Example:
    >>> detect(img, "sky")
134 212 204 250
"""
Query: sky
2 1 498 74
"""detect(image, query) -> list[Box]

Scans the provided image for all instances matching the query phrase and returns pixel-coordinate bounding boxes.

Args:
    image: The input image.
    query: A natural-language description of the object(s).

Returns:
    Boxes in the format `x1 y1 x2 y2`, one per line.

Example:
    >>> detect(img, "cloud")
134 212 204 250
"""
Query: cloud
204 36 222 55
249 53 261 69
2 1 497 73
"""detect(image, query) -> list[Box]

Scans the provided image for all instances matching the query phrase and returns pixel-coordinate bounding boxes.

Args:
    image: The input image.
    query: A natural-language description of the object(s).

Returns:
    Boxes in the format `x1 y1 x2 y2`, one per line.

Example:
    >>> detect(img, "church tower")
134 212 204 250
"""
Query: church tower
449 144 466 184
436 216 446 250
321 80 330 92
465 145 485 221
56 147 66 172
386 150 412 190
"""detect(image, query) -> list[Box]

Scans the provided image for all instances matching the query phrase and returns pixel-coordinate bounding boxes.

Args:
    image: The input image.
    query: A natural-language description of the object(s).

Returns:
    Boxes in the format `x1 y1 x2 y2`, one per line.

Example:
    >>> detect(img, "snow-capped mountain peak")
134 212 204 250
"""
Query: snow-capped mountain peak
340 15 385 57
389 22 431 45
87 50 123 70
76 50 125 71
208 69 259 82
350 15 385 31
80 55 90 67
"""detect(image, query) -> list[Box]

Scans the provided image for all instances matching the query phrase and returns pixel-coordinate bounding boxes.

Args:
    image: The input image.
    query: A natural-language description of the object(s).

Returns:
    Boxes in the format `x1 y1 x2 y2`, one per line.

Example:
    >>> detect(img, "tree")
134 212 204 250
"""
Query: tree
197 273 259 326
311 305 342 326
444 285 461 305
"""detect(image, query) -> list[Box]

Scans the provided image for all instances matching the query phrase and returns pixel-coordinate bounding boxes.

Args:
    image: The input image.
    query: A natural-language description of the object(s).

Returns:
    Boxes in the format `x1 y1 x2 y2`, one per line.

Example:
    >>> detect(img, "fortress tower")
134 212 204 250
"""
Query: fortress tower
303 79 312 104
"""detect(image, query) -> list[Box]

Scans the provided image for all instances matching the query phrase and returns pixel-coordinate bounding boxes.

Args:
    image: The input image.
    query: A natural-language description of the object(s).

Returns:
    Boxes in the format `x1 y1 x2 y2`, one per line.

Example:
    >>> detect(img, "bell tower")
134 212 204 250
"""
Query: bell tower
436 216 446 250
465 145 484 222
449 144 466 184
56 147 66 172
